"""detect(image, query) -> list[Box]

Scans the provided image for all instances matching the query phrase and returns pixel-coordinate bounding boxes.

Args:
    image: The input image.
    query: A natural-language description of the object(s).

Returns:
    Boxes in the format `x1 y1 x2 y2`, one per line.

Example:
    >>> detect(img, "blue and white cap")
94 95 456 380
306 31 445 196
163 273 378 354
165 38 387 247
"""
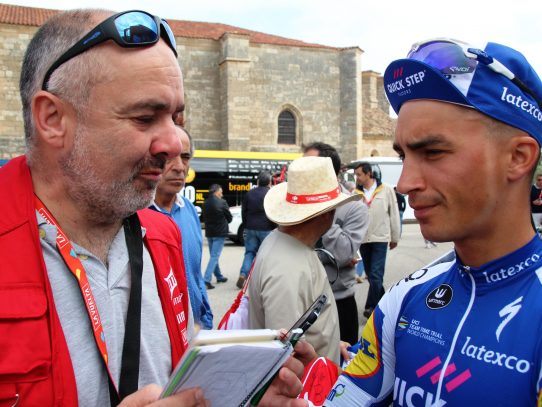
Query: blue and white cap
384 39 542 145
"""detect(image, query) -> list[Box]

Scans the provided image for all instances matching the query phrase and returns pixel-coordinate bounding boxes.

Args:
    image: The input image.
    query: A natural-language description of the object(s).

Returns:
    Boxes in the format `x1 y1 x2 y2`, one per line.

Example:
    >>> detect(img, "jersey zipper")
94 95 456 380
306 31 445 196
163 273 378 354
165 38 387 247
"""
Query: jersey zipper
433 265 475 405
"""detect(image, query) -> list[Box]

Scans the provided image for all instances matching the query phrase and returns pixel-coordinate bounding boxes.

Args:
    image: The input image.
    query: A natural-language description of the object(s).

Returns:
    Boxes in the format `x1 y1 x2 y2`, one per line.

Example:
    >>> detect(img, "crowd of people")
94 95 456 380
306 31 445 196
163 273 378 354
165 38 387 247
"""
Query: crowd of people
2 7 542 406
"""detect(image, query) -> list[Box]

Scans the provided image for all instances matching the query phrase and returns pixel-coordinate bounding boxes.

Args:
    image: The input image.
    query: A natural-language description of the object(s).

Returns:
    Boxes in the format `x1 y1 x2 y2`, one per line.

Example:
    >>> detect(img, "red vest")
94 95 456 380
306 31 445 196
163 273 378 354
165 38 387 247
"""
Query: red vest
0 156 190 406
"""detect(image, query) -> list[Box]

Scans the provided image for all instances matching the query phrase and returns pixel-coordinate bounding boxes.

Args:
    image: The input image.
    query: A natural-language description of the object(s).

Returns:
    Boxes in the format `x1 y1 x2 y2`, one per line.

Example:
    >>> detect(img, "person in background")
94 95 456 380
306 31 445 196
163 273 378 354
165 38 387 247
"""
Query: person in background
326 38 542 406
303 142 369 345
249 156 361 365
394 186 406 235
236 170 276 289
0 8 307 406
151 128 213 329
201 184 231 289
354 162 400 318
424 238 438 249
530 173 542 228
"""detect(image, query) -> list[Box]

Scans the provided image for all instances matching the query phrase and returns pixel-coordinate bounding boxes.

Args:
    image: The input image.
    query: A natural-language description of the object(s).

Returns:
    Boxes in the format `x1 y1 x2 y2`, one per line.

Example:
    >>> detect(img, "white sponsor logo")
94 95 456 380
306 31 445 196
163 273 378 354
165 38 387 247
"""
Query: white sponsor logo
501 86 542 121
496 297 522 342
460 336 530 373
164 268 178 300
394 377 447 407
482 253 540 283
405 319 446 346
434 288 447 298
387 71 426 94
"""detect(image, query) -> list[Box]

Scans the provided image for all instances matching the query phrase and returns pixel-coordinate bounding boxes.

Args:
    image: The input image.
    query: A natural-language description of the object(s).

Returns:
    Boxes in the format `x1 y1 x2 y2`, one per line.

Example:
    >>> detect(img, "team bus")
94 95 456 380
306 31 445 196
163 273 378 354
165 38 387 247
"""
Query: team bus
181 149 302 244
181 149 302 209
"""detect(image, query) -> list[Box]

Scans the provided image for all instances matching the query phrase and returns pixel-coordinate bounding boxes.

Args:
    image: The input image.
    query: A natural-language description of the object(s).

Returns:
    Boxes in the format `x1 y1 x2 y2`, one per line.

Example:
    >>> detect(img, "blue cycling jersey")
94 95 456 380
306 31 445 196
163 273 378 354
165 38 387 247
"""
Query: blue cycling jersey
325 236 542 406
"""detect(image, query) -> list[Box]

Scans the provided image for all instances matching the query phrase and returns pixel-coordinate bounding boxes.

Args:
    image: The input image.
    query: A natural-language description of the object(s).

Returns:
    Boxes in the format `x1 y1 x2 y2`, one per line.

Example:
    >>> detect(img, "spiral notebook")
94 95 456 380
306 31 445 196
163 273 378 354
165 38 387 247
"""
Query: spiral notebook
160 329 294 407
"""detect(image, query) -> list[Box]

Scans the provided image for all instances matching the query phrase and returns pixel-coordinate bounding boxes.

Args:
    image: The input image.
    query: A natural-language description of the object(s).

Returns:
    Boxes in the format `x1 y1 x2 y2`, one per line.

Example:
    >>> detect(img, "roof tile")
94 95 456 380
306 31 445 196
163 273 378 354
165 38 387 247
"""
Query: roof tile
0 3 335 49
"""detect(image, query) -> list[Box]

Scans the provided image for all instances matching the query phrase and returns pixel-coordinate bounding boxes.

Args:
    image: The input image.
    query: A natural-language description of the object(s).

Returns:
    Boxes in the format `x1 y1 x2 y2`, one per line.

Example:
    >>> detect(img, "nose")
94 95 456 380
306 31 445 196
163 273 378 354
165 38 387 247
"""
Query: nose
168 155 183 172
150 120 182 160
397 156 424 195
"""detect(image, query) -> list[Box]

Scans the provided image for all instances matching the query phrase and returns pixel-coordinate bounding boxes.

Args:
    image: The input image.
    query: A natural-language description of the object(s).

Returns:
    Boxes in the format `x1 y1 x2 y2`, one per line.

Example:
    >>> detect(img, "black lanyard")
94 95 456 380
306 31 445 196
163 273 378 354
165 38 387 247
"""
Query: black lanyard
109 213 144 406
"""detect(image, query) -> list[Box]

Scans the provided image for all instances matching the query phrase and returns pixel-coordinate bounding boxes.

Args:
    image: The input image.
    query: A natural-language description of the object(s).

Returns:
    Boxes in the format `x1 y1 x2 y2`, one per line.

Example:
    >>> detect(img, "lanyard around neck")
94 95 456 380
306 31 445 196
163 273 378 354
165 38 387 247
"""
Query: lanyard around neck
34 196 143 405
361 183 383 207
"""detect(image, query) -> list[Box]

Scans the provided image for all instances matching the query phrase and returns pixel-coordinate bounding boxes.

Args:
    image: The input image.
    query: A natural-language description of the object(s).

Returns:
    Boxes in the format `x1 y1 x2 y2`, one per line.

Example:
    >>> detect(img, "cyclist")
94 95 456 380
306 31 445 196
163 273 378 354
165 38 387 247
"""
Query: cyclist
325 39 542 406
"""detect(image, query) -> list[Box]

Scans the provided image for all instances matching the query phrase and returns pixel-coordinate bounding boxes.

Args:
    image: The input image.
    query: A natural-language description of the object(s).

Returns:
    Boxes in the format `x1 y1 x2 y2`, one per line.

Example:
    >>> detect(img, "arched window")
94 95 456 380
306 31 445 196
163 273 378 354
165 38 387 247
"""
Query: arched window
278 110 296 144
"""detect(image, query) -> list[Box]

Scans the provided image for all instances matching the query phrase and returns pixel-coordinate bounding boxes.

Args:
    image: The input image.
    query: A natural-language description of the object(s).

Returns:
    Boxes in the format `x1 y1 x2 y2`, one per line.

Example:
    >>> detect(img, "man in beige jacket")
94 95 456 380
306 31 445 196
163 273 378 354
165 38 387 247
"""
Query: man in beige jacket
354 162 400 318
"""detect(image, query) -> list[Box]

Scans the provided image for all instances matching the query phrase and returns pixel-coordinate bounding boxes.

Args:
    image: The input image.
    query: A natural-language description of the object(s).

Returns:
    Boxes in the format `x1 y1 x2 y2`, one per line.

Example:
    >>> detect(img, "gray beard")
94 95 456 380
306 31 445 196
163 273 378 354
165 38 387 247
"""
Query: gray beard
59 130 164 225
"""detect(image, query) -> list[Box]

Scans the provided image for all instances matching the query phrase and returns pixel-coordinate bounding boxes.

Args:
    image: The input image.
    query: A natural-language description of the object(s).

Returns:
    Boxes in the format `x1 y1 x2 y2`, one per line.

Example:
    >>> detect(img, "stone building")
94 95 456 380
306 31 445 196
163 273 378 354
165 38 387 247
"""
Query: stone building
0 3 395 163
361 71 397 157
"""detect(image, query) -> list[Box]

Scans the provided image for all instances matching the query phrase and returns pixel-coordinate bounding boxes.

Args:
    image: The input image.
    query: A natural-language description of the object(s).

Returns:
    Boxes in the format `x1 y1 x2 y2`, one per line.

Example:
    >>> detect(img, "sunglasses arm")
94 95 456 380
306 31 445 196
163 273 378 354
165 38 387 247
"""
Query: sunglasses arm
465 47 515 80
42 23 107 90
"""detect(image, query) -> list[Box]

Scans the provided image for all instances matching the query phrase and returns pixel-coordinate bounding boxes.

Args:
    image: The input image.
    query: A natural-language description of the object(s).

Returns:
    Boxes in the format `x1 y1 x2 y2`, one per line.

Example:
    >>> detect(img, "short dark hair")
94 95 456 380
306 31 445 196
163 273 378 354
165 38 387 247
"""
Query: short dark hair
302 141 341 176
257 170 272 186
181 127 194 157
354 162 373 178
209 184 222 195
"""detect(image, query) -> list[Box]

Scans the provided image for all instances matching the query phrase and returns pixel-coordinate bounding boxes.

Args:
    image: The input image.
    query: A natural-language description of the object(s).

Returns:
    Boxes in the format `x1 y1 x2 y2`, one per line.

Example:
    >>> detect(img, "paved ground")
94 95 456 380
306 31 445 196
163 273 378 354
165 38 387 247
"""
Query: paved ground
202 223 454 329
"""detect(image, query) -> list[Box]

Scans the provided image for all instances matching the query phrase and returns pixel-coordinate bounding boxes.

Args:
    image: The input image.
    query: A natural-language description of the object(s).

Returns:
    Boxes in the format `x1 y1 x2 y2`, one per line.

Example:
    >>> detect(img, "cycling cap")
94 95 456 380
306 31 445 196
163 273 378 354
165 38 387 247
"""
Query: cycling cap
384 38 542 144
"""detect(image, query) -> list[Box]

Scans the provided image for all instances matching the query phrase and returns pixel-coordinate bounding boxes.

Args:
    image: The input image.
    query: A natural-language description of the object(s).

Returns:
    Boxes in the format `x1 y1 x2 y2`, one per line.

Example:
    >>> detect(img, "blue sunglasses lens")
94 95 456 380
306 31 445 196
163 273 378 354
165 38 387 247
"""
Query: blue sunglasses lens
114 12 158 44
161 19 177 49
408 42 477 76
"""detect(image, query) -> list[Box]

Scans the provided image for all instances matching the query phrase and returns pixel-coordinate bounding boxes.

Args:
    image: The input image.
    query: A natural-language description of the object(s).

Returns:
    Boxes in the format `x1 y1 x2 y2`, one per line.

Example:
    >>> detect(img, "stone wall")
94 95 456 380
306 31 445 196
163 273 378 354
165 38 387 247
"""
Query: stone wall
0 21 395 163
361 70 396 158
0 23 35 158
177 33 364 162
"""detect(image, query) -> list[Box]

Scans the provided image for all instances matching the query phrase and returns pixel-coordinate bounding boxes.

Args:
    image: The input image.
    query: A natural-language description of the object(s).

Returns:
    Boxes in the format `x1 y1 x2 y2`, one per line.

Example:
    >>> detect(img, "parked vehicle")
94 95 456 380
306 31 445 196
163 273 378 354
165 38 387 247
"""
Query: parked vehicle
227 206 244 245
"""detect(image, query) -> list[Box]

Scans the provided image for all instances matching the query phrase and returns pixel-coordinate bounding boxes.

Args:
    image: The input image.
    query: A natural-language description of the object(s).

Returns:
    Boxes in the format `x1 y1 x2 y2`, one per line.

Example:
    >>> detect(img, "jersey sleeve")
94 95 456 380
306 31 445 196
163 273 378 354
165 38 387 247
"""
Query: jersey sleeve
324 260 454 407
324 298 397 406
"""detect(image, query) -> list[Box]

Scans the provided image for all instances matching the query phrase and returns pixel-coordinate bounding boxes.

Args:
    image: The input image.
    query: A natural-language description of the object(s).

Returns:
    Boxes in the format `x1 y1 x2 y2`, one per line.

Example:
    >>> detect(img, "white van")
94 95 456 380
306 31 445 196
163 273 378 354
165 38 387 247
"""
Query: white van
344 156 415 221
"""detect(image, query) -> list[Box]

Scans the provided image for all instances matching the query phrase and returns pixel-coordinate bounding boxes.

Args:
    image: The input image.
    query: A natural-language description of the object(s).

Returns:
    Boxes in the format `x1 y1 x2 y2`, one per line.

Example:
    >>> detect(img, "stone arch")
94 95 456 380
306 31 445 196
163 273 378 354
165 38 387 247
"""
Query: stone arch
276 104 302 145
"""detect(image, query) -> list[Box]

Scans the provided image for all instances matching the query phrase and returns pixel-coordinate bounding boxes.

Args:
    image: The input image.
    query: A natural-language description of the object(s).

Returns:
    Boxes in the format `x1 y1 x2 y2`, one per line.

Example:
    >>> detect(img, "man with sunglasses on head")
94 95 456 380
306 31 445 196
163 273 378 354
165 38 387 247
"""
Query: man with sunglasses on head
324 39 542 406
0 9 307 407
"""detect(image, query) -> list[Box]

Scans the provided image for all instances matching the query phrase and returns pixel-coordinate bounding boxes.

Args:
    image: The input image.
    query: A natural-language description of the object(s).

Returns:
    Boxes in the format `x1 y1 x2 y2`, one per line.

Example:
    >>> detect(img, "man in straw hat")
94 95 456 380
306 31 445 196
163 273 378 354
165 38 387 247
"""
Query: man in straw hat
324 39 542 406
248 156 361 365
303 142 369 346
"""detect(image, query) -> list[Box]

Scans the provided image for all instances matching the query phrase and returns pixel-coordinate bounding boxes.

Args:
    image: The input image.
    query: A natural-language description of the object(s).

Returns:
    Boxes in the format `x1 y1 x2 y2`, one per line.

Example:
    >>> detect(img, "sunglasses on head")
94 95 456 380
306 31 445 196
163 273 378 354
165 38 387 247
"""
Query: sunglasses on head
407 38 542 109
42 10 177 90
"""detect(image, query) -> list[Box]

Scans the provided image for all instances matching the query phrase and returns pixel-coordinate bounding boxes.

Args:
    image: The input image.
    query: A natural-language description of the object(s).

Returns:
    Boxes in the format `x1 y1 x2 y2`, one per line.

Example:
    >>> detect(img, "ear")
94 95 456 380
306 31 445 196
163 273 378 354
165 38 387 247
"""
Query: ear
506 135 540 182
31 90 75 149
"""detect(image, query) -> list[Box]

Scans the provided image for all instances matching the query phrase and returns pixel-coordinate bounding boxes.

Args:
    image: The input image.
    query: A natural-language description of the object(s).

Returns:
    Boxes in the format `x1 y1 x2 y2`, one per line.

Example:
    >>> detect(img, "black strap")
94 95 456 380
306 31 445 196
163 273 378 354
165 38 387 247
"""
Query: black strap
110 213 144 405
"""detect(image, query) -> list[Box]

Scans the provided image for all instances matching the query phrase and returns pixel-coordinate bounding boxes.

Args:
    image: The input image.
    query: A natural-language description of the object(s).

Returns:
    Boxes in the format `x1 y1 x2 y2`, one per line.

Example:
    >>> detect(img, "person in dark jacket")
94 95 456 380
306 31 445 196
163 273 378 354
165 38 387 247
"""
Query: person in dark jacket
394 186 406 236
202 184 232 288
236 170 276 288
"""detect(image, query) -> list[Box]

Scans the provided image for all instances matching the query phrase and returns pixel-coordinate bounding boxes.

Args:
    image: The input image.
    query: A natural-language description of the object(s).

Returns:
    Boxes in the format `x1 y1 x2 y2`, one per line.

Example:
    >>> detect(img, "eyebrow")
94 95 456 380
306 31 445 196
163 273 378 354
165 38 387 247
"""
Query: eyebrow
116 100 185 115
394 134 451 152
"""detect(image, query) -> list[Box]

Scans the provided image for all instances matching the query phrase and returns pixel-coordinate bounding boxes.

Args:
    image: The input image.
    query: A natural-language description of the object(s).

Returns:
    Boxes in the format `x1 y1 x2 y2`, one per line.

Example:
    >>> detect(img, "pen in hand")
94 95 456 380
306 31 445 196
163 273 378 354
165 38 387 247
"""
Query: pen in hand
250 328 303 406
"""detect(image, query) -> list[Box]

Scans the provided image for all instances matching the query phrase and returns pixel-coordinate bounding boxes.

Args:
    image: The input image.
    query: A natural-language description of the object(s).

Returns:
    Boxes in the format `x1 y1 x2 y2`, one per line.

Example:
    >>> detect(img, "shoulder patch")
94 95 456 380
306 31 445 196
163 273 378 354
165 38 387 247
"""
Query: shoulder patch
426 283 453 309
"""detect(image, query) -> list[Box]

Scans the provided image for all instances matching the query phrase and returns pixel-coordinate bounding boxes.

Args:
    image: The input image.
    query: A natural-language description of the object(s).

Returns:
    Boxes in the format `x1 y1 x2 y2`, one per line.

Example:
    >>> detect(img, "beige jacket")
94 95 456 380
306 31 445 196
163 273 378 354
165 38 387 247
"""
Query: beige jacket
248 230 340 365
357 182 401 244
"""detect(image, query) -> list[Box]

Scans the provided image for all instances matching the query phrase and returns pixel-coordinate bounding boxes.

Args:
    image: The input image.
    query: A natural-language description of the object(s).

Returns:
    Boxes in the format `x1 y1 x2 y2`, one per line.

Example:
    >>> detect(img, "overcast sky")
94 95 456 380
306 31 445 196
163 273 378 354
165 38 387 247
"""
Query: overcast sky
6 0 542 75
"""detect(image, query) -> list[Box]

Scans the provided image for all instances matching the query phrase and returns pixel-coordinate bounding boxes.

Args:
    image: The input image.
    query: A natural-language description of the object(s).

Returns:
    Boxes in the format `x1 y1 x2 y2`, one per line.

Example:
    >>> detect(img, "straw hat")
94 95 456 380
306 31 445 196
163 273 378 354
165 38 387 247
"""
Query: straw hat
264 156 361 225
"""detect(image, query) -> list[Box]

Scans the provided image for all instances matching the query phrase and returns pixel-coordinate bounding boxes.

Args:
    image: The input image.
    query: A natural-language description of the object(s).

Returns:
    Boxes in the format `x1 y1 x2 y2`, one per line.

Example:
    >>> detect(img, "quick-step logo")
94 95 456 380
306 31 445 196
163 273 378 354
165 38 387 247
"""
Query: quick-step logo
394 356 471 406
387 68 426 98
